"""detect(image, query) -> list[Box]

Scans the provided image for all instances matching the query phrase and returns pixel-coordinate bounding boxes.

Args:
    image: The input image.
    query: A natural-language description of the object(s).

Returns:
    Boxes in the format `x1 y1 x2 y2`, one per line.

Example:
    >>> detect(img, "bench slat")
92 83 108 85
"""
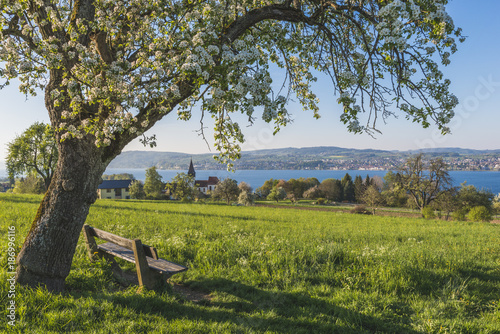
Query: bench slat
97 242 188 275
98 242 136 262
90 227 134 249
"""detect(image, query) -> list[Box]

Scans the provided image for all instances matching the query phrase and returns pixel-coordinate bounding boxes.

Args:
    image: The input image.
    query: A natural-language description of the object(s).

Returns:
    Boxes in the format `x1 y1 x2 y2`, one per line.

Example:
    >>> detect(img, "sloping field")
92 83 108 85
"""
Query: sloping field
1 194 499 333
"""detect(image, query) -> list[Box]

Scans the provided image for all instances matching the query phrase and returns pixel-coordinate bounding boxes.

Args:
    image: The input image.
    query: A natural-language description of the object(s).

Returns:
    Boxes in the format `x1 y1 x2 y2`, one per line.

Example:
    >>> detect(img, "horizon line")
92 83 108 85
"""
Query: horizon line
119 145 500 155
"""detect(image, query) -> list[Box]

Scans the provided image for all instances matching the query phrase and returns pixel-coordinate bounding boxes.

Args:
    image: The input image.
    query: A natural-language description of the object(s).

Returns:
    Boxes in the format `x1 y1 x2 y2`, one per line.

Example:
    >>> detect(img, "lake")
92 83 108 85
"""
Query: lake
2 168 499 194
103 168 500 195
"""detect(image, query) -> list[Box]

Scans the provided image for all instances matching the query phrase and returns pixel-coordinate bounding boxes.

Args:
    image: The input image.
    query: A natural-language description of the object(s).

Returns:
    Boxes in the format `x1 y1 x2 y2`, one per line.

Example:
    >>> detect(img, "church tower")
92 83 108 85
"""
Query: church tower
187 158 196 178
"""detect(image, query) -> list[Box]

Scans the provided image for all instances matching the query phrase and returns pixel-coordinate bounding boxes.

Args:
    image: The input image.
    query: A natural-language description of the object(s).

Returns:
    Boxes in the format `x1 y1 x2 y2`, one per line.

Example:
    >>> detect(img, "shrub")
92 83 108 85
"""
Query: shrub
303 185 323 199
493 198 500 214
238 190 255 206
350 205 372 215
13 174 45 194
196 191 209 200
421 206 436 219
452 208 467 221
129 180 145 199
315 198 327 205
468 206 492 222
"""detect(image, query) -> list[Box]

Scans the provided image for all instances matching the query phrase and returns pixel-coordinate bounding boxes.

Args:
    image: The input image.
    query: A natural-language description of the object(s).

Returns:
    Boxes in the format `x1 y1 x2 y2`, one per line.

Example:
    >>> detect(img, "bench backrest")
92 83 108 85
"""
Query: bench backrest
87 225 134 249
83 224 159 259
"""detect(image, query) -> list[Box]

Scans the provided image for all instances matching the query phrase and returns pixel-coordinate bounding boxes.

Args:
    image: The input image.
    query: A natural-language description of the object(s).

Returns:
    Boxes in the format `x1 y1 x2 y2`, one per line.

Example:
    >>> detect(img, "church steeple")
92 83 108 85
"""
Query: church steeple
187 158 196 178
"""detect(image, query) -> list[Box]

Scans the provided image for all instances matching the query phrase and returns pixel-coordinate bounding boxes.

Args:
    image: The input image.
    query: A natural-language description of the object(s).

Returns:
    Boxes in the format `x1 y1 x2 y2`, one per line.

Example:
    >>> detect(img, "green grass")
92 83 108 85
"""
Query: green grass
1 193 499 333
255 199 416 214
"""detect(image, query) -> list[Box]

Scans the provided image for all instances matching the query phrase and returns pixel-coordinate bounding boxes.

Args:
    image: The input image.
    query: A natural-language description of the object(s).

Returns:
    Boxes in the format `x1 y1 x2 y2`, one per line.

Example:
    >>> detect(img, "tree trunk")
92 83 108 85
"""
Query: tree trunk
16 136 106 292
43 177 51 193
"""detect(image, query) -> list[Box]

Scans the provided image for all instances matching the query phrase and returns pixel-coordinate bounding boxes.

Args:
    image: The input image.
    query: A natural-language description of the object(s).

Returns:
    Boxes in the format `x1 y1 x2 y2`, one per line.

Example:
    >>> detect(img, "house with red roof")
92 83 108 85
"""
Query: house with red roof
188 159 219 195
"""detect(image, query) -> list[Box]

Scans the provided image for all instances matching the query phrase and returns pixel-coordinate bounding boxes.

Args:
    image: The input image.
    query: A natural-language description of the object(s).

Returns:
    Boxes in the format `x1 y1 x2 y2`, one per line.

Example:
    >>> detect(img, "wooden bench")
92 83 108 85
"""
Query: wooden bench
82 224 188 289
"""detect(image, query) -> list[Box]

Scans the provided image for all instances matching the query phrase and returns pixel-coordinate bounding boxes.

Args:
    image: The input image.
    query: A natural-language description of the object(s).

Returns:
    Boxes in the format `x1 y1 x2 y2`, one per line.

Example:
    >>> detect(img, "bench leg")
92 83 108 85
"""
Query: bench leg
132 239 159 289
82 225 99 261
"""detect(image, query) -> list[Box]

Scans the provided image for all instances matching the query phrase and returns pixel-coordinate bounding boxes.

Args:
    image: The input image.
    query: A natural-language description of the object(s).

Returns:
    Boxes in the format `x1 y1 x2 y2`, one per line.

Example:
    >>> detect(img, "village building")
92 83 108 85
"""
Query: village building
195 176 220 194
188 159 219 194
97 179 133 199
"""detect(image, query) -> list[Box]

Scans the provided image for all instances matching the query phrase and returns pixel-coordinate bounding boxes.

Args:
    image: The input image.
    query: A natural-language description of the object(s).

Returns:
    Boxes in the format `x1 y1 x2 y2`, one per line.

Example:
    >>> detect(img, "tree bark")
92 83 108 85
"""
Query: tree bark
16 135 106 292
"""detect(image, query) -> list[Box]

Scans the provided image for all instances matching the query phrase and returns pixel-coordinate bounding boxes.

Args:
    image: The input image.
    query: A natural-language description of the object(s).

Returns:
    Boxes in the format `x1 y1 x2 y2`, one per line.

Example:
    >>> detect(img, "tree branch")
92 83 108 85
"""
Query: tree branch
223 5 314 43
90 31 113 64
68 0 95 46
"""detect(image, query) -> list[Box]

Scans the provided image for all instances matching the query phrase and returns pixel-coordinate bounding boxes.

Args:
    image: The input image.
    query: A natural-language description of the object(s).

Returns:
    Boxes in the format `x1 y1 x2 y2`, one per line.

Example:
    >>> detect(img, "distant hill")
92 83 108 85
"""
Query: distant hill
108 146 500 171
108 151 195 169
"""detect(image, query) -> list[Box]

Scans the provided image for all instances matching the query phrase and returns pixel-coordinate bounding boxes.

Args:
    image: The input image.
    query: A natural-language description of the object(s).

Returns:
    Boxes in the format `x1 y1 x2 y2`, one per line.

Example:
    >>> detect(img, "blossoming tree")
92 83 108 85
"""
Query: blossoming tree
1 0 463 291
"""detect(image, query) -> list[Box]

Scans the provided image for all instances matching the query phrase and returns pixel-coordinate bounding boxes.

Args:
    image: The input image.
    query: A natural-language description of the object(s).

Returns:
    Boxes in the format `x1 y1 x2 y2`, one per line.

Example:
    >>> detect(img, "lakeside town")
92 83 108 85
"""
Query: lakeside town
290 156 500 171
107 147 500 172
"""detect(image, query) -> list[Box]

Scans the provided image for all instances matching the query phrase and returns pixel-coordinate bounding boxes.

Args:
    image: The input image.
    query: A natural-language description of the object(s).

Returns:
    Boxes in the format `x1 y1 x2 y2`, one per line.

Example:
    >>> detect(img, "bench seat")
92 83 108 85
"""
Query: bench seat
97 242 188 276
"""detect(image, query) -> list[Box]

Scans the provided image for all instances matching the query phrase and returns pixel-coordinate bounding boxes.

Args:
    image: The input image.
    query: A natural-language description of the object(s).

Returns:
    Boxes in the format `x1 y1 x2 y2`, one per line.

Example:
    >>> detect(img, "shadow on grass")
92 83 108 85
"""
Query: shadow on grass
399 262 500 301
0 193 42 204
457 265 500 300
99 278 423 334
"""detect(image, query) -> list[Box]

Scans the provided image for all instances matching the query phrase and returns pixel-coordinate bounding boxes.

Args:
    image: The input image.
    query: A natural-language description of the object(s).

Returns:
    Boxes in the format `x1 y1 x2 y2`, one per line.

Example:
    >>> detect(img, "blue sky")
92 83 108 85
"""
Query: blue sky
1 0 499 167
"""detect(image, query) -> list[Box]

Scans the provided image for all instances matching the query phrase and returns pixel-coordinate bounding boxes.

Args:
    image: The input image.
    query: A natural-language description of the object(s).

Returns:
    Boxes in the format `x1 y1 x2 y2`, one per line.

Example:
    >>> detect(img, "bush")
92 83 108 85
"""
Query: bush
13 175 45 194
266 187 286 203
452 208 467 221
238 190 255 206
468 206 492 222
421 206 436 219
129 180 145 199
456 184 494 213
303 185 323 200
315 198 327 205
350 205 372 215
493 200 500 215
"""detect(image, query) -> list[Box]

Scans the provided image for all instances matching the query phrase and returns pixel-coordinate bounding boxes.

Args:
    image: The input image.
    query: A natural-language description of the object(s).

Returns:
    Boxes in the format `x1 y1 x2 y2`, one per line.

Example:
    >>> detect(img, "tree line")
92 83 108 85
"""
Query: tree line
255 154 498 222
125 167 254 206
6 129 498 222
117 155 499 223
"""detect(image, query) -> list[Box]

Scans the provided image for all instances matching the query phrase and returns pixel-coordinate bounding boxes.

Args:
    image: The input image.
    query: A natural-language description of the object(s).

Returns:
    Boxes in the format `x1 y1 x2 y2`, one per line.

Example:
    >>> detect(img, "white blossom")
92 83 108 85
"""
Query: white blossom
0 0 462 164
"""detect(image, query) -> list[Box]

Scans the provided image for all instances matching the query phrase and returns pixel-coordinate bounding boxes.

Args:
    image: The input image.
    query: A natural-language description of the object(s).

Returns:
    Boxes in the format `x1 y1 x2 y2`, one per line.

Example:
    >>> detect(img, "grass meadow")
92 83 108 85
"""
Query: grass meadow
1 193 499 333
